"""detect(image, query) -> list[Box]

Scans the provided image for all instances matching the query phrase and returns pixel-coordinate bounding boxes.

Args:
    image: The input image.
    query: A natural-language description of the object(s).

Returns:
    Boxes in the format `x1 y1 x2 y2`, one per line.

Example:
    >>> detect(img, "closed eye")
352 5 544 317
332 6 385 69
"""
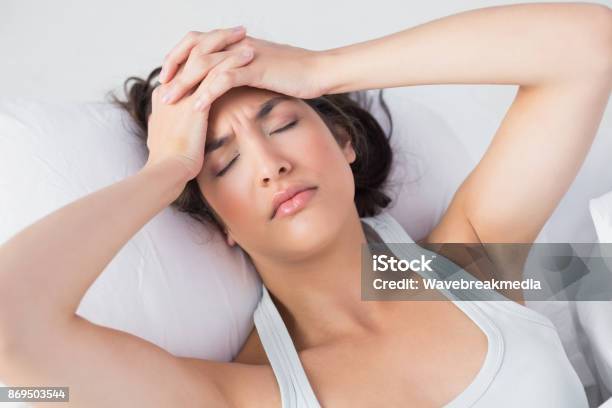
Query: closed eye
215 154 239 177
215 119 299 178
271 119 298 134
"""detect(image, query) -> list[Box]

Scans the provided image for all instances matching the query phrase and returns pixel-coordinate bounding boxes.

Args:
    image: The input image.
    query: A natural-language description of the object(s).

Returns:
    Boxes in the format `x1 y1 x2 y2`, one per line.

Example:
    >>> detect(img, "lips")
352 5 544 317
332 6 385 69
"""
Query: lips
271 184 318 219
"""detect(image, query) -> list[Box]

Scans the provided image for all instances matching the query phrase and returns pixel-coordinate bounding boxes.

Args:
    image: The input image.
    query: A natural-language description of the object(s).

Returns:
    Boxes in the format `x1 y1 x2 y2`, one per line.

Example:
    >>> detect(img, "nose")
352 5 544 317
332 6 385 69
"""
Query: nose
262 163 289 185
242 128 292 186
257 144 292 186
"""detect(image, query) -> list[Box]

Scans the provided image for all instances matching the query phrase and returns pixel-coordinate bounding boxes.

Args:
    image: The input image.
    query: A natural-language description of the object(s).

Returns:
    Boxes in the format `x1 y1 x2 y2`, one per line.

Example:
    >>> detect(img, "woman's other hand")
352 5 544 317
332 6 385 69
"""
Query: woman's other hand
144 85 209 181
156 27 326 111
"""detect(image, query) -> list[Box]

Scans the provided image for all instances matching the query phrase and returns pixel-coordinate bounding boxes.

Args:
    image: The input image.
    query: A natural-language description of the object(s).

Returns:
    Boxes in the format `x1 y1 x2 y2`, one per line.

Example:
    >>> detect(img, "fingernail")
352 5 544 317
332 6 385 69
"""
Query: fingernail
241 49 253 59
159 68 166 82
162 90 173 104
231 25 245 32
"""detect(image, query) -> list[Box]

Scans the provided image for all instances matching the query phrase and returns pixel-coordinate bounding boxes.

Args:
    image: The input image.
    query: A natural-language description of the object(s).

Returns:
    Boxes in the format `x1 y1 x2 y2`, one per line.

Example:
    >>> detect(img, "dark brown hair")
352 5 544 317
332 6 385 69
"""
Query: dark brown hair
109 66 395 236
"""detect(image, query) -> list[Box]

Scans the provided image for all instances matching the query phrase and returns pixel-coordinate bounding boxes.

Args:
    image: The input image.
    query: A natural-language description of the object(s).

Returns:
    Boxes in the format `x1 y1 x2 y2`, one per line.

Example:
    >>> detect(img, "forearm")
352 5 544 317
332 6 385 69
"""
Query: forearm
0 159 189 329
319 2 611 93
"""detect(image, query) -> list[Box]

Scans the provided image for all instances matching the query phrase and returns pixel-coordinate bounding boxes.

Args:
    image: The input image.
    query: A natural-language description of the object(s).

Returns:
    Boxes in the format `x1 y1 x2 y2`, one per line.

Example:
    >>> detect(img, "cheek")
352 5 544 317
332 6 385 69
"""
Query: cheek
295 129 356 210
301 130 353 184
200 177 251 231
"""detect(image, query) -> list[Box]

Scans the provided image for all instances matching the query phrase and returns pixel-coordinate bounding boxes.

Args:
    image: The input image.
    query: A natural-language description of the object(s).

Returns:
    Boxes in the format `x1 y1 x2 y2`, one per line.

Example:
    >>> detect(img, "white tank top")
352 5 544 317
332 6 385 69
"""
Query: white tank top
253 211 588 407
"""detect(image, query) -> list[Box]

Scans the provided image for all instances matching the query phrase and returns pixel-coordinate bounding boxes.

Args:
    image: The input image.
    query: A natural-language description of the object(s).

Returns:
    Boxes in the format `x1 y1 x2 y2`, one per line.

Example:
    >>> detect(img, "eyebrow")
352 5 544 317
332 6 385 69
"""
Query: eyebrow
204 95 296 154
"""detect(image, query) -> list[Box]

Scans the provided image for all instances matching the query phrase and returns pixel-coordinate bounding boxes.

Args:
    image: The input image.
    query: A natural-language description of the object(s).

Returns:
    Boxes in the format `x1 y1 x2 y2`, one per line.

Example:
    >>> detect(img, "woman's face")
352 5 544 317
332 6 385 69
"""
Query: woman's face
196 86 357 261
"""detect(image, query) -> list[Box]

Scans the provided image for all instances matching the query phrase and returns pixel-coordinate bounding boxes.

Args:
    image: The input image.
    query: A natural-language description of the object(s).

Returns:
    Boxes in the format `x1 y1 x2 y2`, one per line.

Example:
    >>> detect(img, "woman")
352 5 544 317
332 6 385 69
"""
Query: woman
0 2 610 407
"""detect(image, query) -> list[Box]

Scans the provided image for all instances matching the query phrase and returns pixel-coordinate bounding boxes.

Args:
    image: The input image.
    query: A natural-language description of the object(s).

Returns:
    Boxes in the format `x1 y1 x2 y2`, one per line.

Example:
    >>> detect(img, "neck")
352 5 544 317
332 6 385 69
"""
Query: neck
251 210 390 350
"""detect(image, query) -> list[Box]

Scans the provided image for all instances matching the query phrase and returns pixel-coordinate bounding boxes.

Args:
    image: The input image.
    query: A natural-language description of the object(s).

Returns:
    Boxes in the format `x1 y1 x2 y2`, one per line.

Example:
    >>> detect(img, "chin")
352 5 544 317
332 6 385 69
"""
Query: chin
275 206 344 255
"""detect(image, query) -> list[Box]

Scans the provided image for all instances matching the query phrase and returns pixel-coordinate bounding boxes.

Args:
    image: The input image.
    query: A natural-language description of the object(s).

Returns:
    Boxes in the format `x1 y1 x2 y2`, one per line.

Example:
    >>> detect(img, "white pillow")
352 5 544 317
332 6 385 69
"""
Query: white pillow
0 98 261 363
0 92 471 365
590 190 612 243
574 190 612 402
367 88 475 241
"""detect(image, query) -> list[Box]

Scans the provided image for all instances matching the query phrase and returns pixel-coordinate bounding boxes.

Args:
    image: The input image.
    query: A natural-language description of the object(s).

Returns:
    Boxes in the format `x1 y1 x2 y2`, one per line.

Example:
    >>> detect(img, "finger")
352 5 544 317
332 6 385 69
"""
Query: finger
159 31 202 84
150 82 166 113
159 26 246 84
160 50 241 105
192 47 255 111
193 64 255 112
192 26 247 57
156 62 186 103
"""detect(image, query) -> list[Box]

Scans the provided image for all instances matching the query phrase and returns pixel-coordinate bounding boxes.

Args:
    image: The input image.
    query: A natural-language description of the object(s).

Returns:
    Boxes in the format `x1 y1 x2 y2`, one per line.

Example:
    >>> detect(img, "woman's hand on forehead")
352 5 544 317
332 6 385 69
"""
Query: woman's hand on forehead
156 27 329 112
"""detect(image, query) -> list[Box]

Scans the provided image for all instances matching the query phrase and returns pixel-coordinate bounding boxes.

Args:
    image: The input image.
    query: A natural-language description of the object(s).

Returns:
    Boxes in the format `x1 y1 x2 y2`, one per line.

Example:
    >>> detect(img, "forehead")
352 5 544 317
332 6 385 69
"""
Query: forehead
208 86 292 124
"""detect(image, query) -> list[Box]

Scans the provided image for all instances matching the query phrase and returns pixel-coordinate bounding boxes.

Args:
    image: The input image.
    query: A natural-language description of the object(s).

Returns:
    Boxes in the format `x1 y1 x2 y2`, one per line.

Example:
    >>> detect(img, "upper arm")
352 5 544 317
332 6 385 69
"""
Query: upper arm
434 8 612 244
460 75 610 244
423 20 611 301
0 316 229 408
461 7 612 243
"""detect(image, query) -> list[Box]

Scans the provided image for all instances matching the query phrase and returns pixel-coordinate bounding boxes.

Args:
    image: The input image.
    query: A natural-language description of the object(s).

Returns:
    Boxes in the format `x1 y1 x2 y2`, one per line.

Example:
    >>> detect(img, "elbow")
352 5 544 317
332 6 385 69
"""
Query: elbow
0 302 20 363
594 5 612 75
0 283 32 364
0 284 74 365
0 322 19 371
580 3 612 78
0 283 16 359
0 307 62 371
0 261 34 360
0 321 33 382
547 3 612 84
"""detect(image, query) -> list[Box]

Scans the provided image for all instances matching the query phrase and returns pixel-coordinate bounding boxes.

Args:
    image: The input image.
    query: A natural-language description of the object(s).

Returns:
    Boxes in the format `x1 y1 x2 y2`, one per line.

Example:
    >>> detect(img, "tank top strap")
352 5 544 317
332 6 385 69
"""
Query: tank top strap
253 285 321 408
361 211 417 243
362 211 513 302
363 213 508 406
252 211 585 407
